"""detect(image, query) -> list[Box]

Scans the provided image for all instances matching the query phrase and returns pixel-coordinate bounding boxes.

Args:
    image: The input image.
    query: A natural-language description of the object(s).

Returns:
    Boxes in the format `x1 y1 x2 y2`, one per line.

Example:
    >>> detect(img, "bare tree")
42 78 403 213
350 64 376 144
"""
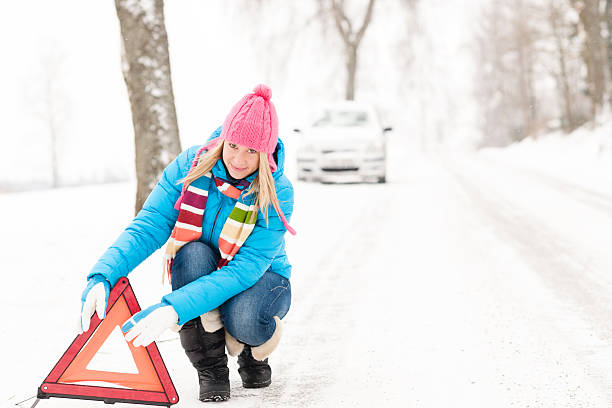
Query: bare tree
27 47 69 188
474 2 515 146
328 0 376 100
549 0 577 131
114 0 181 214
395 0 420 72
474 0 543 145
571 0 609 118
225 1 327 88
605 0 612 95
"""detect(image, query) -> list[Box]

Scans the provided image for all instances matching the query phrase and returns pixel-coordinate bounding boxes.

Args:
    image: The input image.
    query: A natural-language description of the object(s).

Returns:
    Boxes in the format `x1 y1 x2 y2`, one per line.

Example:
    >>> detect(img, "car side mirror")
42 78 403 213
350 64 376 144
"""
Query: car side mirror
383 127 393 133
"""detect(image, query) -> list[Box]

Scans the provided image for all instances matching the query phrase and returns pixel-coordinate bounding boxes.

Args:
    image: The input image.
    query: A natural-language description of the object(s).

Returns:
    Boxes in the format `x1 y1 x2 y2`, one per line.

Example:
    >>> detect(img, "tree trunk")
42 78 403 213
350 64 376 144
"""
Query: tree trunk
346 45 357 100
37 51 66 189
44 74 60 188
557 39 575 131
514 0 537 138
114 0 181 215
50 125 59 188
331 0 376 101
606 0 612 101
517 38 536 137
549 1 575 132
574 0 608 117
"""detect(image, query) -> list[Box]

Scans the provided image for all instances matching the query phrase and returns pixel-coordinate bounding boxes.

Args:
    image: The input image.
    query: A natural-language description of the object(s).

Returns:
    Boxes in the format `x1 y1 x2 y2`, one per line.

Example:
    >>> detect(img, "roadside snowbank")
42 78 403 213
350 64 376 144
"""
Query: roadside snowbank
480 117 612 194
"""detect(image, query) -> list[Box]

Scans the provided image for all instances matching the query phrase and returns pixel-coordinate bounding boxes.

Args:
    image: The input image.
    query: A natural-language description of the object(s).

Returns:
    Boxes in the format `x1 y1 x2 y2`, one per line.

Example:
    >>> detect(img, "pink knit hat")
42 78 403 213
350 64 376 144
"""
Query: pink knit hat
204 84 279 172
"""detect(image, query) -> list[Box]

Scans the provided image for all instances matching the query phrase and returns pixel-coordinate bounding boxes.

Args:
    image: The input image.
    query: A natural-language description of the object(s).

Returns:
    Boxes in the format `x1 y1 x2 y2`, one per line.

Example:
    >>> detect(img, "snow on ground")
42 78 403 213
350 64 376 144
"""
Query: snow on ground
480 115 612 197
2 122 612 407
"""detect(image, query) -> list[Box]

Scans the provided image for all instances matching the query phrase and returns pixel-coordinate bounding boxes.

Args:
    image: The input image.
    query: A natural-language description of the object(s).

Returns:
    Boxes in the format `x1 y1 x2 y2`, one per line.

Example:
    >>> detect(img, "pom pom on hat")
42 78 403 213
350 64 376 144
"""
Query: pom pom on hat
253 84 272 100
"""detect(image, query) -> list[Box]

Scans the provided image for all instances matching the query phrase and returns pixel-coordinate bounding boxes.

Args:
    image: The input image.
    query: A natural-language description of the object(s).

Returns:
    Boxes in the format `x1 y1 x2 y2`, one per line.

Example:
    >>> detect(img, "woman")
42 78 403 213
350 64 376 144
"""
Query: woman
79 84 296 402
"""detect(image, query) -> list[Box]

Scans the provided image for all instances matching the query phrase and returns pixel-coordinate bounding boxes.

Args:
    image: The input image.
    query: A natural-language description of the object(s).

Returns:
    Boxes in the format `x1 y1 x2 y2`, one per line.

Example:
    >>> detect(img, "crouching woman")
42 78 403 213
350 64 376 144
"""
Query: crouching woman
79 84 296 402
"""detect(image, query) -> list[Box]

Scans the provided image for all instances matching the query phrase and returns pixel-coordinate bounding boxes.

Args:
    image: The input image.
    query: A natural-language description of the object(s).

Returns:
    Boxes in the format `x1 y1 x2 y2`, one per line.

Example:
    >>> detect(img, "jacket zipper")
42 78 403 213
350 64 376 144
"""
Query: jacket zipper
209 204 223 243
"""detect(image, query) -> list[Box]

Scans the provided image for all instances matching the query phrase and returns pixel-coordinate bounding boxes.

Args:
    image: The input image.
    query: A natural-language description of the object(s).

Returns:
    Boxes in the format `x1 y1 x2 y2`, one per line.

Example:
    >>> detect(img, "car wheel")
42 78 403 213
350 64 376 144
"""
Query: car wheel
377 175 386 184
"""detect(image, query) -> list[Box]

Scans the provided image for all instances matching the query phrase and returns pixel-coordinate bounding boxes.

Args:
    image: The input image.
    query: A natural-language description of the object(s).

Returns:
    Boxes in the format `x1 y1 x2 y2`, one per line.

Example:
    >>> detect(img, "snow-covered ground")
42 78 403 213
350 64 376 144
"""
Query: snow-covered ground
2 122 612 407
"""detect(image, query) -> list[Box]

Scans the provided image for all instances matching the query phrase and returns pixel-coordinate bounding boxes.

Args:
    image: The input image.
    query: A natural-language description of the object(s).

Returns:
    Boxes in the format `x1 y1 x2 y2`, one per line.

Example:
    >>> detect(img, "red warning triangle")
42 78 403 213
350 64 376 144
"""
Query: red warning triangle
38 277 179 406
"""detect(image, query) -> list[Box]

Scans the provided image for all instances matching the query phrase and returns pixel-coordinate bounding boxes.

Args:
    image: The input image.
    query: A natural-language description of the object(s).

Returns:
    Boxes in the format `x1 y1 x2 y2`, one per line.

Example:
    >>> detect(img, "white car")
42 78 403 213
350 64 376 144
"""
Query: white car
295 102 391 183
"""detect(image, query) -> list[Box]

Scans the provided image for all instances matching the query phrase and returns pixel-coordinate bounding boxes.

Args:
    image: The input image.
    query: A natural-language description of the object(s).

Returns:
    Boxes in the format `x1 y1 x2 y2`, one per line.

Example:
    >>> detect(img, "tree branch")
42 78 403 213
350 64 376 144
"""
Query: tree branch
331 0 352 46
355 0 376 46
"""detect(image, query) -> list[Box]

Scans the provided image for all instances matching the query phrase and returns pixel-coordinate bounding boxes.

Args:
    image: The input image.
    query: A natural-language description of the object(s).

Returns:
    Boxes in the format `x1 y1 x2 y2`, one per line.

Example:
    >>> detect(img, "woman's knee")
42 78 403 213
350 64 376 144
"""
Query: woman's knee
221 306 275 346
171 241 219 290
220 275 291 345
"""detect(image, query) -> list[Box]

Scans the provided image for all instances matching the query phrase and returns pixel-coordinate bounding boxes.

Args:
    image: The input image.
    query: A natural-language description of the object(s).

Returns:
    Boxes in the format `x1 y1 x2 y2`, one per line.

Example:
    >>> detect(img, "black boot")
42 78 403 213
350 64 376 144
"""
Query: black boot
237 345 272 388
179 318 230 401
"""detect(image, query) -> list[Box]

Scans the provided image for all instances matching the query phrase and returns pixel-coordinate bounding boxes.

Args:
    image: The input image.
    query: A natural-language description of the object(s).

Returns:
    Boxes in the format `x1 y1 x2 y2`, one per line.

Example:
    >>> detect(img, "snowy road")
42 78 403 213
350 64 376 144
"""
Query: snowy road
443 154 612 406
3 143 612 407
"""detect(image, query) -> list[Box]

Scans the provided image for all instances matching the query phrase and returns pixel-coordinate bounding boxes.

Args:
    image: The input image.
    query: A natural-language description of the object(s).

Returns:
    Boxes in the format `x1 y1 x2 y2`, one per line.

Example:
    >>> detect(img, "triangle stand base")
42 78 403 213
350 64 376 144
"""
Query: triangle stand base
36 385 172 407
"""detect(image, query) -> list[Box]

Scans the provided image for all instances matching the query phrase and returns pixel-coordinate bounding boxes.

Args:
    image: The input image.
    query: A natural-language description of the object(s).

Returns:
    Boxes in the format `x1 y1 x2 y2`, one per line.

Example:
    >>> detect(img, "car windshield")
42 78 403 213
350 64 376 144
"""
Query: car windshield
312 110 370 127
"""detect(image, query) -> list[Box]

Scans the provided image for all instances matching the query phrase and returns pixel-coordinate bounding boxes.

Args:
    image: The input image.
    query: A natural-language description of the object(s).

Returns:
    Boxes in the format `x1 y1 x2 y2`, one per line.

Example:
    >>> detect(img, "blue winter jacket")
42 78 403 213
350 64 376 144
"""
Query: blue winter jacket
87 127 294 325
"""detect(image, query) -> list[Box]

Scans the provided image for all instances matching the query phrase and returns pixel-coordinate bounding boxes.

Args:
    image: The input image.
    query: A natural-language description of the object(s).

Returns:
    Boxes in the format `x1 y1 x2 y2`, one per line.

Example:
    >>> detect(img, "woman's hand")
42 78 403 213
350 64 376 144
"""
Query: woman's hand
80 275 110 333
121 302 179 347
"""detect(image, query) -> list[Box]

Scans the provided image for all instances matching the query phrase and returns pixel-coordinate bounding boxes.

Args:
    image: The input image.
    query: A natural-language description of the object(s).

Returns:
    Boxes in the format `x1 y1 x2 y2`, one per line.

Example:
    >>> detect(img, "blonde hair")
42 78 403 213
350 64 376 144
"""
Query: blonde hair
180 141 282 226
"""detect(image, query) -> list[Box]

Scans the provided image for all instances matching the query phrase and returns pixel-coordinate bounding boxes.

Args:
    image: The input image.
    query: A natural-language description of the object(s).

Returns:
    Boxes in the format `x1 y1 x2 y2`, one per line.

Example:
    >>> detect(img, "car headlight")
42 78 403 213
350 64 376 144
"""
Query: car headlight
366 141 385 154
299 143 316 153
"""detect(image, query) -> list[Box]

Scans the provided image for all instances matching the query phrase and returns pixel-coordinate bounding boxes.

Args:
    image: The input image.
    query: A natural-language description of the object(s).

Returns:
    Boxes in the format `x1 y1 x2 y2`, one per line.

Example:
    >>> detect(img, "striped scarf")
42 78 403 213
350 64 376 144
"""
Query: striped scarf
163 171 257 283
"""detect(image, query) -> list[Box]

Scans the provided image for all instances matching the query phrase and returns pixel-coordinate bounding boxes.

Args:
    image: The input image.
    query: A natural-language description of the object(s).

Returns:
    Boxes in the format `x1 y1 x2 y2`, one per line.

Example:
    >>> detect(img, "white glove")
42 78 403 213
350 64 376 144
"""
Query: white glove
121 302 179 347
80 276 110 333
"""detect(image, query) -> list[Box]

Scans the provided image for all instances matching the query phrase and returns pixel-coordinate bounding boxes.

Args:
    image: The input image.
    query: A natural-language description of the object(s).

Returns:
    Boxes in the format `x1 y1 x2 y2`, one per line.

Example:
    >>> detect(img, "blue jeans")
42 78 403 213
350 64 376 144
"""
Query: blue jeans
171 241 291 346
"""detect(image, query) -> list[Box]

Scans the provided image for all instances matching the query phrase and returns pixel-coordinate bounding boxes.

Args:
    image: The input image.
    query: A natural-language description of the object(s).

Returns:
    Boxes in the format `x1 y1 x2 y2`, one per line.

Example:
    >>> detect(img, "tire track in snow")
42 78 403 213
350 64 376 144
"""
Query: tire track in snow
443 157 612 403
